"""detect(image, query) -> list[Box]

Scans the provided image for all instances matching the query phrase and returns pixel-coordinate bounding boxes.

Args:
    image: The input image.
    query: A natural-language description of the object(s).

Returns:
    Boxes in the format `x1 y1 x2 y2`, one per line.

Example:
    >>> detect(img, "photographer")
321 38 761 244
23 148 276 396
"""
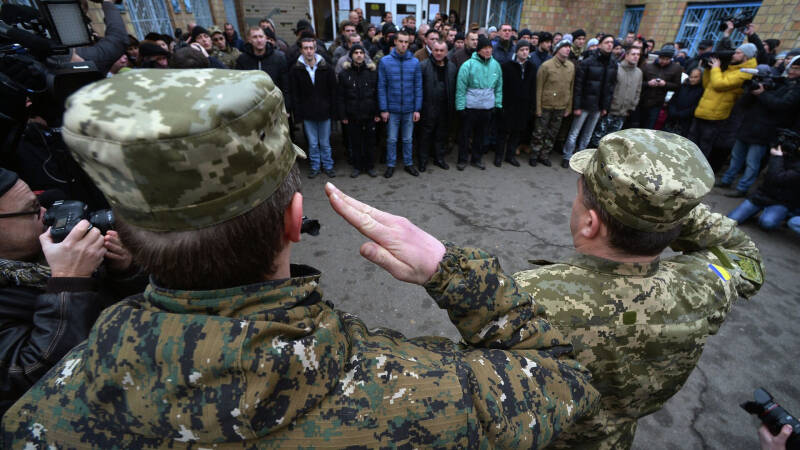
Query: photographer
0 168 145 416
69 0 128 75
727 142 800 230
717 58 800 197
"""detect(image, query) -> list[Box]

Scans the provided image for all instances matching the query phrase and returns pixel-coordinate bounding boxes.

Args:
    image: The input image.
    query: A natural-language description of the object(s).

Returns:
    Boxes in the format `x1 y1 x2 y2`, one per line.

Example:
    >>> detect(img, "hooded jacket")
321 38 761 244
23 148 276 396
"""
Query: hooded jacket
455 51 503 111
235 43 290 109
694 57 757 121
377 48 423 114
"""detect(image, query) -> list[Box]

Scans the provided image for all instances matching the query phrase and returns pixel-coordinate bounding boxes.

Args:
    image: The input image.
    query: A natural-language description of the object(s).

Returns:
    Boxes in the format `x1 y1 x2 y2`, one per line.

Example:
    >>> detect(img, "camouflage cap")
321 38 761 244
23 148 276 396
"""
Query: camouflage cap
569 129 714 232
62 69 305 231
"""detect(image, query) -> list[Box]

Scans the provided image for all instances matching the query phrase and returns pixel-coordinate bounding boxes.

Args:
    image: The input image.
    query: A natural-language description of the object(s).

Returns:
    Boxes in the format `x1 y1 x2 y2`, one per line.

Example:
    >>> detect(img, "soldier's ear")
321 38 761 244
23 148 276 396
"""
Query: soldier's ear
284 192 303 243
582 208 603 240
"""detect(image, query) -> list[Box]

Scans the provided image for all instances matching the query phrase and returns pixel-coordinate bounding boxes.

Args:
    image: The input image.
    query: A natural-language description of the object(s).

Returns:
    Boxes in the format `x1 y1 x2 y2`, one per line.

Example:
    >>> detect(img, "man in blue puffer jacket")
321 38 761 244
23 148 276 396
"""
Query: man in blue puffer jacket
378 30 423 178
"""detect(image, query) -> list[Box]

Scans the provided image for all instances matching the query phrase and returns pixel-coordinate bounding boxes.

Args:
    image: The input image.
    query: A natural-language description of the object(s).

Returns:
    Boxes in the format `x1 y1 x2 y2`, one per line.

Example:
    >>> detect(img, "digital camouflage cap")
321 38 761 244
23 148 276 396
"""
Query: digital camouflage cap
62 69 305 231
569 129 714 232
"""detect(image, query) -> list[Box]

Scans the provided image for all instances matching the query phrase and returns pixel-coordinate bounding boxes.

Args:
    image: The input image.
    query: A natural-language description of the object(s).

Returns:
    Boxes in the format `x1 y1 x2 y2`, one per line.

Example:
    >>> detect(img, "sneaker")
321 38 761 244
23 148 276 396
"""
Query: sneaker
404 166 420 176
366 168 378 177
308 169 320 179
350 169 361 178
324 168 336 178
561 159 569 169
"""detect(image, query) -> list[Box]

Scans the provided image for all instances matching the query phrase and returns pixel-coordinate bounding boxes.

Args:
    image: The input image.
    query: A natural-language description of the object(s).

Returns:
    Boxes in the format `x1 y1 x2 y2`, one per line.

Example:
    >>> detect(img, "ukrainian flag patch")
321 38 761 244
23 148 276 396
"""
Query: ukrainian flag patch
708 264 731 281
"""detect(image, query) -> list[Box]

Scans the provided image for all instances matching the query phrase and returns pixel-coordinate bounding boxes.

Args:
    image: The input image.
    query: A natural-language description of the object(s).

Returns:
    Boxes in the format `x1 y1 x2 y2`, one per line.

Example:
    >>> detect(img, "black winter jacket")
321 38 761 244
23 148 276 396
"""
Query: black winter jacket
286 39 332 67
667 81 704 132
573 51 618 112
749 154 800 209
235 44 290 109
289 57 337 121
337 60 379 121
0 272 147 416
736 78 800 145
500 58 537 131
419 57 457 119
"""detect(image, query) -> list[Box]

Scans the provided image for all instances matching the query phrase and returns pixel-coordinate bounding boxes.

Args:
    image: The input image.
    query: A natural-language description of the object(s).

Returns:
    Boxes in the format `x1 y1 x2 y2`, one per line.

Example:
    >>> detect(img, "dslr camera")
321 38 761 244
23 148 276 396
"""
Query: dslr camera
741 388 800 449
719 13 754 31
43 200 114 243
741 68 783 92
772 128 800 156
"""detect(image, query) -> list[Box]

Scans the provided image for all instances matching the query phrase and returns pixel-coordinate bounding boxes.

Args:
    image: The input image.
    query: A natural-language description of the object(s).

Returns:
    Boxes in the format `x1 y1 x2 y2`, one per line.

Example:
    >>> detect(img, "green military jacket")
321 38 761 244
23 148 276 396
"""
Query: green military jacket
2 245 599 448
212 46 241 69
513 205 764 449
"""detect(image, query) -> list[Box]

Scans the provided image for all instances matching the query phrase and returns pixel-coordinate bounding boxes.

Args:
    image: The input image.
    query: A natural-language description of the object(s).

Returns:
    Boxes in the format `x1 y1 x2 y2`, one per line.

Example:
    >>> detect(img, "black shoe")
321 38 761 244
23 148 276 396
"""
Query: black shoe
308 169 320 179
324 168 336 178
494 158 502 168
561 159 569 168
404 166 420 177
384 167 394 178
350 169 361 178
456 162 467 171
471 160 486 170
505 157 520 167
714 180 731 188
434 159 449 170
418 163 427 173
539 158 552 167
367 168 378 177
725 190 747 198
529 158 538 167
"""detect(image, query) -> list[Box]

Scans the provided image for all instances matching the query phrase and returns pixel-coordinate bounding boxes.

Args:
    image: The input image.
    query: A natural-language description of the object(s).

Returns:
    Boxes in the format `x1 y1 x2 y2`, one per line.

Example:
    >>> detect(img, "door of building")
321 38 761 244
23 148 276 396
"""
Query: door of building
361 0 426 29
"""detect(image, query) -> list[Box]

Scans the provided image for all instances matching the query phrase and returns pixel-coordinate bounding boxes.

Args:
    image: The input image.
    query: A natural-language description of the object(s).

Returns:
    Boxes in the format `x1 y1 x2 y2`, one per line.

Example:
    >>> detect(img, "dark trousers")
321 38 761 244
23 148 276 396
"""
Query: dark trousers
496 122 522 161
347 119 376 171
642 105 661 129
688 118 724 157
418 115 448 166
459 109 491 163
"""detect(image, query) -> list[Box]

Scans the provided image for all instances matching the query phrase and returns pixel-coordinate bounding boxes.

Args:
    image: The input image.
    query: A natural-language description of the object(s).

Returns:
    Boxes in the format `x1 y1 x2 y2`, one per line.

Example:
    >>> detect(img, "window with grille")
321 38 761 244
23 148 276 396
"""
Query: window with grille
222 0 239 34
618 6 644 38
124 0 173 39
187 0 214 28
675 2 761 56
487 0 524 29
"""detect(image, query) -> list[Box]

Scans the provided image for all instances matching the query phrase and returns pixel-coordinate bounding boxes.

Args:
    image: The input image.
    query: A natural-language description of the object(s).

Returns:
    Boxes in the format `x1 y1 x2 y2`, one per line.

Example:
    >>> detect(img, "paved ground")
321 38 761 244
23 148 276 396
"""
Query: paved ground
291 146 800 450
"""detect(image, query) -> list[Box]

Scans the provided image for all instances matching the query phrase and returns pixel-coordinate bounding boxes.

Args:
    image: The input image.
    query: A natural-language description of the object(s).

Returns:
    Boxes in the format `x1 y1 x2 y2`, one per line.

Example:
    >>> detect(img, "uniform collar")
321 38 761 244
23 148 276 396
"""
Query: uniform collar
563 252 660 277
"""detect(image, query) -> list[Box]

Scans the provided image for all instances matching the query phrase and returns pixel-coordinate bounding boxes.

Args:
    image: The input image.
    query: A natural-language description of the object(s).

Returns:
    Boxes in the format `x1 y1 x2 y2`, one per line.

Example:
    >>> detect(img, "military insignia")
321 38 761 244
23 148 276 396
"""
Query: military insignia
733 255 764 285
708 264 731 282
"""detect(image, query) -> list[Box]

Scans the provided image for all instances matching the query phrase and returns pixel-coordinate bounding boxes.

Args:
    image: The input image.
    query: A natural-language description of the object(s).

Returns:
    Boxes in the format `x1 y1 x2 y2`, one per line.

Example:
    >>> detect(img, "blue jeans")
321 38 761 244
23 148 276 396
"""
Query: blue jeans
788 215 800 235
304 119 333 171
727 199 789 230
563 110 602 160
720 140 768 193
386 112 414 167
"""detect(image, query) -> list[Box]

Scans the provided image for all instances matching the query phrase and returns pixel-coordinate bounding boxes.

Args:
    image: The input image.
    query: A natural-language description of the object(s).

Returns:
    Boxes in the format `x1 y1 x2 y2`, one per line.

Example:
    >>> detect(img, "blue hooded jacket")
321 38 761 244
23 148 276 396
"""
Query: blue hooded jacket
377 48 423 113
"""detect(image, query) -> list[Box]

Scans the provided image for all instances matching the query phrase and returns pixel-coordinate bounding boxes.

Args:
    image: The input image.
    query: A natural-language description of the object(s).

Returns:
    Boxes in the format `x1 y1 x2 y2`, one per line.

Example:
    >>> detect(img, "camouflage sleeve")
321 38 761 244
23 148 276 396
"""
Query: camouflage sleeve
423 242 571 351
670 203 764 298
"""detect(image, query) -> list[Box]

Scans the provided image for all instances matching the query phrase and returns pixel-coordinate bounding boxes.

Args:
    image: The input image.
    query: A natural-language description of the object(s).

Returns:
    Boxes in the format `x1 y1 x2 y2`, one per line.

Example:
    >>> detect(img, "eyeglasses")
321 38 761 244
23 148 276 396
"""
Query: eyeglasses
0 209 40 219
212 36 225 41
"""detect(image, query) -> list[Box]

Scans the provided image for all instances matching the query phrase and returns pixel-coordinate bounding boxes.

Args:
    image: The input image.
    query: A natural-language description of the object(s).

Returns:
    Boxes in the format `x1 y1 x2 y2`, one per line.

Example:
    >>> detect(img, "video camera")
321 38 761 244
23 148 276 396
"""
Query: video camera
741 388 800 449
741 67 783 92
772 128 800 156
699 49 735 70
718 13 754 31
43 200 114 243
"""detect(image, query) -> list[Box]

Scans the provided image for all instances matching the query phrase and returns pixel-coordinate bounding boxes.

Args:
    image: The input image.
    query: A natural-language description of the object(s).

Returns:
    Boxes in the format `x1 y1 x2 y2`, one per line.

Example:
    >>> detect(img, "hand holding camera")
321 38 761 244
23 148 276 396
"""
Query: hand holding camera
40 219 106 278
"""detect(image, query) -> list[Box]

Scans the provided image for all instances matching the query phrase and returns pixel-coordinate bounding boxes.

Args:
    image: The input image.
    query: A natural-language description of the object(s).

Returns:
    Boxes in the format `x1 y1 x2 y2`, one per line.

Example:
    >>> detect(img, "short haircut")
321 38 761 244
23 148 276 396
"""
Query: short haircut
500 23 512 31
348 33 360 43
432 40 447 49
395 29 411 41
580 176 681 257
300 37 316 46
169 47 209 68
425 29 440 39
117 165 301 290
247 26 264 37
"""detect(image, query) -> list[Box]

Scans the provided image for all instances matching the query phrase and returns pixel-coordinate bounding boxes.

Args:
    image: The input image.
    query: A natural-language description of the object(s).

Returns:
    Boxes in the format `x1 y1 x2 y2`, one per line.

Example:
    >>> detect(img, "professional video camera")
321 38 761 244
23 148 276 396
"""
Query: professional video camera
699 49 735 69
741 67 784 92
741 388 800 449
43 199 114 243
718 13 754 31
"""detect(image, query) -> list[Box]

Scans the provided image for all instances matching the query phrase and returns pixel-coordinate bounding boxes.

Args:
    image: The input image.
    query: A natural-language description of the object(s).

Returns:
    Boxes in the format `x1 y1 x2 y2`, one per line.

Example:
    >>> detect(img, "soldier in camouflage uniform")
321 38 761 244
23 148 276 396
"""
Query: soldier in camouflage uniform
2 69 600 448
210 26 241 69
513 129 765 449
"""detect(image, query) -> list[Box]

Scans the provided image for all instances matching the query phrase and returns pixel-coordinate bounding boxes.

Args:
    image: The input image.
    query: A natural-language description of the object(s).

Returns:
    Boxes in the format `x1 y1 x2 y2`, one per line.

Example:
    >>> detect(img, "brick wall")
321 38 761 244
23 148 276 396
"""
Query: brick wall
520 0 799 53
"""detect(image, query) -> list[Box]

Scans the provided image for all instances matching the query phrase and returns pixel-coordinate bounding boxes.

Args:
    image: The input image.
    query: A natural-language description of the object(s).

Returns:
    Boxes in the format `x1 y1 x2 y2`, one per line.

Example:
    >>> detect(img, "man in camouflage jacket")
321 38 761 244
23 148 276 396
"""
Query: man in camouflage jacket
513 129 764 449
2 69 599 448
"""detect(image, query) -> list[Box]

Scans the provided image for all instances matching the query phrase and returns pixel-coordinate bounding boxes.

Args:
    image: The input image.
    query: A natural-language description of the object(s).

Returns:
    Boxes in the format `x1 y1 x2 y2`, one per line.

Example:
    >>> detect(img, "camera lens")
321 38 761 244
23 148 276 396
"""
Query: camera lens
88 209 114 233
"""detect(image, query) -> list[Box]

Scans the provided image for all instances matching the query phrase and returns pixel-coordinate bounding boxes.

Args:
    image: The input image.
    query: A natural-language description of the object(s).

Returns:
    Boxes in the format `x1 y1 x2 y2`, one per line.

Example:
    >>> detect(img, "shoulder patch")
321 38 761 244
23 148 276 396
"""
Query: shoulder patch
708 263 731 282
734 255 764 285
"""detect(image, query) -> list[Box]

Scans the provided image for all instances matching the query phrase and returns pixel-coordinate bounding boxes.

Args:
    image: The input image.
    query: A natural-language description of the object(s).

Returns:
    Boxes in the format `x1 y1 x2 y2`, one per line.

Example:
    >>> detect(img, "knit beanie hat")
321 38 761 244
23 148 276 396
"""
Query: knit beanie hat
190 26 210 43
477 35 492 50
554 39 572 53
586 38 599 48
561 33 573 43
348 43 366 57
737 43 757 59
571 29 586 38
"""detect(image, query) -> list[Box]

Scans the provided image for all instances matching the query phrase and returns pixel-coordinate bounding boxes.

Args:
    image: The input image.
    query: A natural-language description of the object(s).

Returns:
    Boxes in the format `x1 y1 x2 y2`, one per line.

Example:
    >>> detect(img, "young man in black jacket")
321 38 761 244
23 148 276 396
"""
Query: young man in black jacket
495 40 536 167
236 27 290 110
0 169 145 416
290 38 337 178
418 41 457 171
337 44 380 178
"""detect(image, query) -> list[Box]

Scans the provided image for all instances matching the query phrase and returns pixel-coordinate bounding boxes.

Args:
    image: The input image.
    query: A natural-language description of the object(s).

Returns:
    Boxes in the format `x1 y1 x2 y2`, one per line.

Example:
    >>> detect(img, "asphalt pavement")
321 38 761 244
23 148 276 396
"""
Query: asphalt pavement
291 147 800 450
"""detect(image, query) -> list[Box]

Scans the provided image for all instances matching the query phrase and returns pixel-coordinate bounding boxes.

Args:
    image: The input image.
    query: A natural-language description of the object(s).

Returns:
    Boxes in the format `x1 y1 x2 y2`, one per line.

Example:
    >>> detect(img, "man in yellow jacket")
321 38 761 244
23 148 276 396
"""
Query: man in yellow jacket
688 41 757 157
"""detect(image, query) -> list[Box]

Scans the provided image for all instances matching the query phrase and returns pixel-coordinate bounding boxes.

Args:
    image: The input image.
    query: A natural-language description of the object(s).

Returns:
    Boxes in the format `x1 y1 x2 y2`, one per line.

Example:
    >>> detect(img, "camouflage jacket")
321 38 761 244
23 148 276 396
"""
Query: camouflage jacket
513 204 764 450
2 244 600 448
211 46 241 69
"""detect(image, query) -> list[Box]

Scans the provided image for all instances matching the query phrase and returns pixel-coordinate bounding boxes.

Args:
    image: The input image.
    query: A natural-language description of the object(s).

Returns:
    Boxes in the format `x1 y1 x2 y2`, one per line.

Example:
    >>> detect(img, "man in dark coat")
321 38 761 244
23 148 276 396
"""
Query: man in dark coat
418 41 457 171
450 30 478 69
530 32 552 69
639 45 683 129
495 40 536 167
0 168 144 416
337 44 380 178
717 60 800 197
290 38 337 178
561 34 617 168
236 27 290 110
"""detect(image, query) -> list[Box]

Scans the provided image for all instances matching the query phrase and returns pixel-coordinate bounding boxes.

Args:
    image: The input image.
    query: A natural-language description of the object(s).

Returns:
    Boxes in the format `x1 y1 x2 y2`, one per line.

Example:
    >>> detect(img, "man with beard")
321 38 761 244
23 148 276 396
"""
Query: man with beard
530 32 553 69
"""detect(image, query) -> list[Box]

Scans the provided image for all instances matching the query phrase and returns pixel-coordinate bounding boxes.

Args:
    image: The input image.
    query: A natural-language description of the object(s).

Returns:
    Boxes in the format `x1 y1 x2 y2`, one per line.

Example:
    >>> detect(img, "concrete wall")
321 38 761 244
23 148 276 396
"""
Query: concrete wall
240 0 311 43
